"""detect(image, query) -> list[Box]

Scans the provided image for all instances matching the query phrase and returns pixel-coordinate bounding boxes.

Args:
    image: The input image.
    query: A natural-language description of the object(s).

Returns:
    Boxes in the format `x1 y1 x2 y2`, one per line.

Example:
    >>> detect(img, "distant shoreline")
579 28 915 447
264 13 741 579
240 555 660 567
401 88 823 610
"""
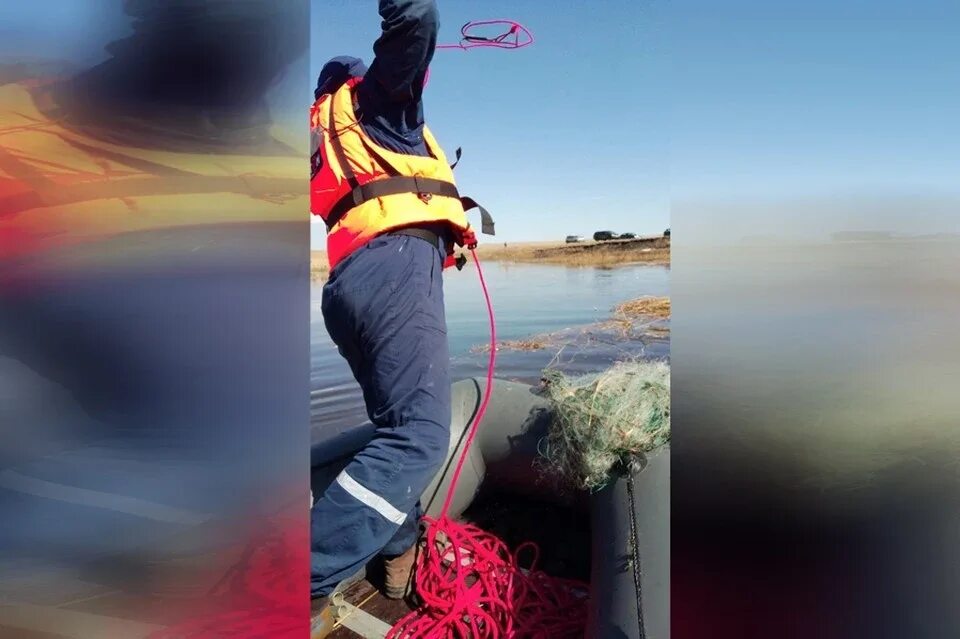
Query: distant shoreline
475 236 670 267
311 236 670 282
311 252 329 281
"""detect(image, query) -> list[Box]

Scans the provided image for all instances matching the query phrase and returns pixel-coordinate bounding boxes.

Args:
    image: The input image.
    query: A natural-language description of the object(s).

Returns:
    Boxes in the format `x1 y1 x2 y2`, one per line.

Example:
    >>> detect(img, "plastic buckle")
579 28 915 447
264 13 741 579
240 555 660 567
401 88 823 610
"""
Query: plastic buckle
413 175 432 203
351 186 365 207
455 254 467 271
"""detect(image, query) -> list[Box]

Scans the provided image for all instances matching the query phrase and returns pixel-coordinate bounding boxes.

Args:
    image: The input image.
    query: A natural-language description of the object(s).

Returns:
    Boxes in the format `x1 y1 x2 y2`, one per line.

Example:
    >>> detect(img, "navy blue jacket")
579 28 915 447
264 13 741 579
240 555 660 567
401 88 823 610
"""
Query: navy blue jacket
315 0 437 158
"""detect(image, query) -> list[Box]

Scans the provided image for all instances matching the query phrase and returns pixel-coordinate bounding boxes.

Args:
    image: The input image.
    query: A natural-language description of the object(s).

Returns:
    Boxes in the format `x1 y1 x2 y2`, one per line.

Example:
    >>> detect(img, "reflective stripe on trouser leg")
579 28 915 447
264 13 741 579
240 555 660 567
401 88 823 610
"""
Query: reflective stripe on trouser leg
335 470 407 525
311 234 451 598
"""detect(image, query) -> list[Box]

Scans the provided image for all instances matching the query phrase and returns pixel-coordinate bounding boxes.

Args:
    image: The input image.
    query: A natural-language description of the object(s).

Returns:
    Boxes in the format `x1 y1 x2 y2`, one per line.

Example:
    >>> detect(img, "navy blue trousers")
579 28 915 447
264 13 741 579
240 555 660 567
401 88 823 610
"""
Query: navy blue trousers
311 233 451 598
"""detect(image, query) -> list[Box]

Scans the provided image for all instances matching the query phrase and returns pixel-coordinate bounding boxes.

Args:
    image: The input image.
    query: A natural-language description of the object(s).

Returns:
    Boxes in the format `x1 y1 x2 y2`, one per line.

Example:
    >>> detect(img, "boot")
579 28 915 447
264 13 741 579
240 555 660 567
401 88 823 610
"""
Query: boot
310 596 335 639
383 544 418 600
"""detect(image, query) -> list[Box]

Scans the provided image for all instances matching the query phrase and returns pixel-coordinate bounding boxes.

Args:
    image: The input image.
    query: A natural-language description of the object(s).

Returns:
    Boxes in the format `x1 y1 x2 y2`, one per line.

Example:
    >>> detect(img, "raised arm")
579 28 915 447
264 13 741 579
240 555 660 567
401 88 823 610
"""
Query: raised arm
365 0 439 103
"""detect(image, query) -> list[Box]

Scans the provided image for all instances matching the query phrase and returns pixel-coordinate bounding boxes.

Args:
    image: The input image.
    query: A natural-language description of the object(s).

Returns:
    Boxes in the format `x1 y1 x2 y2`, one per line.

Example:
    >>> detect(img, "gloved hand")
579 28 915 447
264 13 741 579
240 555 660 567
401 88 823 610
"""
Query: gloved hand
460 227 478 250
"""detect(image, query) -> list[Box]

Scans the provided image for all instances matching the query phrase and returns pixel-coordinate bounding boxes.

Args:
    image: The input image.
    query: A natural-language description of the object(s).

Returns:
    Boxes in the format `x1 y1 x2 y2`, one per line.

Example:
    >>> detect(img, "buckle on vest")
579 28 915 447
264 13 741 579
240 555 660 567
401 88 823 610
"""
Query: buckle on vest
413 175 432 203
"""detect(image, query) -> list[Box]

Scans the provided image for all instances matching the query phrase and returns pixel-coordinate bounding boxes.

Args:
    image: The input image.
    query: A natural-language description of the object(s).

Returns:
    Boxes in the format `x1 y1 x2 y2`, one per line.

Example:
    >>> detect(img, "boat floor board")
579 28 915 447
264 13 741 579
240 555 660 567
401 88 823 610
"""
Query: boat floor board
329 579 411 638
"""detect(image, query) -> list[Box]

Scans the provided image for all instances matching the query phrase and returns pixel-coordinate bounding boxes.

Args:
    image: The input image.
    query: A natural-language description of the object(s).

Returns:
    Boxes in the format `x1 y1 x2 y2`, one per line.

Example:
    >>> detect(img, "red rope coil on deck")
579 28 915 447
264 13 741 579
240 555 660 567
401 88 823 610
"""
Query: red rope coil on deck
386 250 588 639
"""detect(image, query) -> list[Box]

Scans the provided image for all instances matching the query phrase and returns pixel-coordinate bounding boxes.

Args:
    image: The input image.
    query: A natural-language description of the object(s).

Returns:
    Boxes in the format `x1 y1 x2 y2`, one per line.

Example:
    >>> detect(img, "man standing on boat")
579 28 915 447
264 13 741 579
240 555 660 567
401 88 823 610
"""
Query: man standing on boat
309 0 479 634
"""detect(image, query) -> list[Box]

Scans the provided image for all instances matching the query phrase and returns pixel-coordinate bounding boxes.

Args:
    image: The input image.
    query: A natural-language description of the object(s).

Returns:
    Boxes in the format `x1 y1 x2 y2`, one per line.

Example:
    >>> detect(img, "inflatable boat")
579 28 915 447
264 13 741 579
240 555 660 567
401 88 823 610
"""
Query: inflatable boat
312 377 670 639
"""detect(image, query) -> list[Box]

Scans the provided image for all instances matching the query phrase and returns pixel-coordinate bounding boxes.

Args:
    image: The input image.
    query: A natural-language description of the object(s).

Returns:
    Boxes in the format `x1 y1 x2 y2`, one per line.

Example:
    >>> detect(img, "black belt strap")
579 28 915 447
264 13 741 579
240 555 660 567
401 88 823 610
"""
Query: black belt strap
389 227 470 271
461 195 496 236
388 226 443 247
324 176 462 230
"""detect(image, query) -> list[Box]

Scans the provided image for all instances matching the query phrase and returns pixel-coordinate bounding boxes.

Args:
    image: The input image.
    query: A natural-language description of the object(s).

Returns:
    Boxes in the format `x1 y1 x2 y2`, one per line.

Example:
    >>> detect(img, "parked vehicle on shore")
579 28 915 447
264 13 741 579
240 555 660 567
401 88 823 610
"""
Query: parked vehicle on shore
619 232 636 240
593 230 617 242
565 235 585 243
663 228 671 238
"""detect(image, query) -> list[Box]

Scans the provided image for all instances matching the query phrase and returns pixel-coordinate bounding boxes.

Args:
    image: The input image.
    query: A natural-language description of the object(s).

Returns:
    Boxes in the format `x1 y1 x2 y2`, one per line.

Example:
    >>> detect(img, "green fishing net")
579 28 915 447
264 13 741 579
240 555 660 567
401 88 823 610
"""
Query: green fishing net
538 360 670 491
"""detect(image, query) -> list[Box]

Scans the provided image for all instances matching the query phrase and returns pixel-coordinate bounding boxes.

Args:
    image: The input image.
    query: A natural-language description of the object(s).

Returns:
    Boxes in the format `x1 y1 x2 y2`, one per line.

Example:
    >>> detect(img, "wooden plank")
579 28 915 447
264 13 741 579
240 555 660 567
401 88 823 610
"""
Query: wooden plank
329 579 412 638
331 593 392 639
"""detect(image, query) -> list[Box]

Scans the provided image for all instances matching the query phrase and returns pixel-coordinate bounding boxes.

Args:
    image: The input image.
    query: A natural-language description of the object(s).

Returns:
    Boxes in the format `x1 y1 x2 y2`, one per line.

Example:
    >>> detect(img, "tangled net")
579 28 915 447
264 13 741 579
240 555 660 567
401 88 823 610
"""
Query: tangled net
539 360 671 491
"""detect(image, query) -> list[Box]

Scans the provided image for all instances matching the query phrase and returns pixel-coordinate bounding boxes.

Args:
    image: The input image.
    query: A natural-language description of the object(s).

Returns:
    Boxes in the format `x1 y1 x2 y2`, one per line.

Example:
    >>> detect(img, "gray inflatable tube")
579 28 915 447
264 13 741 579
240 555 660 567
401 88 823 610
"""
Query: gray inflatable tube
311 377 670 639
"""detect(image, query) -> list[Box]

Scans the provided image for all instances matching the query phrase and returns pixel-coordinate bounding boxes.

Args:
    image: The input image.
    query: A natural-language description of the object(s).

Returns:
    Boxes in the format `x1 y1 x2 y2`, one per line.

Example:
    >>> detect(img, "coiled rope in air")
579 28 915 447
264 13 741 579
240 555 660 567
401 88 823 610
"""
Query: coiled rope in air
436 20 534 51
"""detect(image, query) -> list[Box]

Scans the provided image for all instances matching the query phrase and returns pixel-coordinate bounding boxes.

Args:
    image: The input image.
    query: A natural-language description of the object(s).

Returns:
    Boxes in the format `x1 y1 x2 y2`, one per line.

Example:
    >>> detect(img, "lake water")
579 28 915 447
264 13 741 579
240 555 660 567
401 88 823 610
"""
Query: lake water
311 262 671 444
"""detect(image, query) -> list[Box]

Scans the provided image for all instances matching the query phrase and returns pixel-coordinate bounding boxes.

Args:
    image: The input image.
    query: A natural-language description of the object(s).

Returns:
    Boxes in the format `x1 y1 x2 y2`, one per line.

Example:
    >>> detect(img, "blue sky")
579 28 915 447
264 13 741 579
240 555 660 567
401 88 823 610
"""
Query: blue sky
670 0 960 243
0 1 131 65
310 0 668 246
4 2 955 247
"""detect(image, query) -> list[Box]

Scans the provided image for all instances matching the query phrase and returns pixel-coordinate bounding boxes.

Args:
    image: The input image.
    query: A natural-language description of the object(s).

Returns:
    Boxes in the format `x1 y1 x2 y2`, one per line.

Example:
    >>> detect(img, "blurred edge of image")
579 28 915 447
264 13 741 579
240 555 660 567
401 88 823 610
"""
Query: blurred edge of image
0 2 310 636
671 3 960 638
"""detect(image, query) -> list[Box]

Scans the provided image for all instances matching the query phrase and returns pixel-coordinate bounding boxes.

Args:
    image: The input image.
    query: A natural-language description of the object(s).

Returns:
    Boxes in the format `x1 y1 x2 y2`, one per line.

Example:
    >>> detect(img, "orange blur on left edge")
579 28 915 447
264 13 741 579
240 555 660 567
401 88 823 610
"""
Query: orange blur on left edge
0 77 305 262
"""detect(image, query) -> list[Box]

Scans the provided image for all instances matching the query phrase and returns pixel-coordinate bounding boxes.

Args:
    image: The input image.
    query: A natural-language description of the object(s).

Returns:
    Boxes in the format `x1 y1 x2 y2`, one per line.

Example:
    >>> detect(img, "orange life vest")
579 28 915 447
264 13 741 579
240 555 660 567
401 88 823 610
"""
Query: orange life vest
310 77 491 271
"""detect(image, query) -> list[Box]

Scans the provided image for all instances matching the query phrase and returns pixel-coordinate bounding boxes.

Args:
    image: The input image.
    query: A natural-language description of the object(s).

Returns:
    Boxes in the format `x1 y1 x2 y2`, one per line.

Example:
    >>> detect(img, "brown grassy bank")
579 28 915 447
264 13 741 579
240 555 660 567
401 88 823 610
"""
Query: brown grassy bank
475 236 670 267
311 237 669 281
311 251 328 281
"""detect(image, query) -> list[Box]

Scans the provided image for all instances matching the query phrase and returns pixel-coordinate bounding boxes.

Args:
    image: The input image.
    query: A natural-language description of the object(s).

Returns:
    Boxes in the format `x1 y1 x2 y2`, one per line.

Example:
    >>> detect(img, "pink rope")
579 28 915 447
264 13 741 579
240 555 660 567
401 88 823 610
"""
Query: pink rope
436 20 534 51
386 250 588 639
438 249 497 521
